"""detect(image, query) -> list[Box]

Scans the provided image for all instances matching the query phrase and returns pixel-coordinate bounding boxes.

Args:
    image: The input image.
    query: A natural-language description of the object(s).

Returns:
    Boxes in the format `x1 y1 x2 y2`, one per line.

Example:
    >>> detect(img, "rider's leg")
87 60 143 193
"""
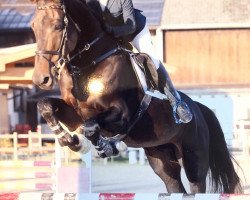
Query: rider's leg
131 24 192 123
157 64 192 123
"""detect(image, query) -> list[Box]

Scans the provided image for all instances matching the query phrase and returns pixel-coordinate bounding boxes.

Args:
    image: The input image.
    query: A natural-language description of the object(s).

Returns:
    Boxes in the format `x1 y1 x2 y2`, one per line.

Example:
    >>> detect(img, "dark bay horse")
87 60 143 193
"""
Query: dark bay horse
30 0 242 193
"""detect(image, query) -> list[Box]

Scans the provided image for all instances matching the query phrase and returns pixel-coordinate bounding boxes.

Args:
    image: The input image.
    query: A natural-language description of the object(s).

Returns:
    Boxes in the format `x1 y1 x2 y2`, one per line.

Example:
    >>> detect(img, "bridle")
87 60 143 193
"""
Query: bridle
34 2 103 78
35 3 71 76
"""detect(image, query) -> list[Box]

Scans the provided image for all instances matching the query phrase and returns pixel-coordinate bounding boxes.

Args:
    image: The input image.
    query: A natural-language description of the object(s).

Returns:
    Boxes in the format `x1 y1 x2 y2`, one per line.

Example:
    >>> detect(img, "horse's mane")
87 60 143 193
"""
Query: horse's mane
30 0 62 3
64 0 103 33
30 0 104 32
63 0 104 30
81 0 104 24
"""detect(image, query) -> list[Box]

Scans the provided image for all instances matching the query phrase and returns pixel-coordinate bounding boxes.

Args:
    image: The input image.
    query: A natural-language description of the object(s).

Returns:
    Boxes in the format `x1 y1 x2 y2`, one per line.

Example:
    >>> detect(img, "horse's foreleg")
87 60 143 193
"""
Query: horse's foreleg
83 106 128 158
37 97 84 152
144 145 187 193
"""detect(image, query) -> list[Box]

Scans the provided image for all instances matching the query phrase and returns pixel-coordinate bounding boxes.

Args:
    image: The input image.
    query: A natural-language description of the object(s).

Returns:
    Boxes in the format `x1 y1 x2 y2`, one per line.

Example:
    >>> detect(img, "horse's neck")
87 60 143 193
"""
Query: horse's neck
71 29 117 69
65 0 117 66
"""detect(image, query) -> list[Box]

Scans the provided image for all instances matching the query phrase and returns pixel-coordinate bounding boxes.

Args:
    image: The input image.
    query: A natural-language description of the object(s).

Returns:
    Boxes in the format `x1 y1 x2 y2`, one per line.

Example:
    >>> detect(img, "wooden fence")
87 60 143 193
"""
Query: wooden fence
0 131 56 160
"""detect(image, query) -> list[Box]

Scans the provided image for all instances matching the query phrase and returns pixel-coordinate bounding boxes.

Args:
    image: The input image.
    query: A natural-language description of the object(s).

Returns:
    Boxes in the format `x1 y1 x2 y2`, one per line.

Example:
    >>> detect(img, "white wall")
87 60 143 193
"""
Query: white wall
185 89 250 146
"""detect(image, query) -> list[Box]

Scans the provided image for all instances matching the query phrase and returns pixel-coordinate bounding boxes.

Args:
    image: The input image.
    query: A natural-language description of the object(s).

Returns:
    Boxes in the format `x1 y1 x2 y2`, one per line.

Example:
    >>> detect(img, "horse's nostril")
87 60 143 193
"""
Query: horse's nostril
42 76 50 85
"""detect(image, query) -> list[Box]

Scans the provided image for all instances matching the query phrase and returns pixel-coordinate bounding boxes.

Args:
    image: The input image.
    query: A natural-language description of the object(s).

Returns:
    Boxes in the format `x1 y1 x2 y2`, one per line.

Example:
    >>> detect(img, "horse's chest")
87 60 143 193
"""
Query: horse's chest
76 98 107 119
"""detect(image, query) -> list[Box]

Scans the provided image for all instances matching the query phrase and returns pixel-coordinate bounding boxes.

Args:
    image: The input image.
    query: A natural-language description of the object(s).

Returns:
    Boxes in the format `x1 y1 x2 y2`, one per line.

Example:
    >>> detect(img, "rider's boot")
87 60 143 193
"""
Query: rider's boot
157 63 193 124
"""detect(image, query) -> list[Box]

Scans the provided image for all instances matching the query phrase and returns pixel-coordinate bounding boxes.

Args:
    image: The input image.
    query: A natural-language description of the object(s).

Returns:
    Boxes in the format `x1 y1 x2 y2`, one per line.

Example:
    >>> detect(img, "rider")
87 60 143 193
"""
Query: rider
85 0 192 124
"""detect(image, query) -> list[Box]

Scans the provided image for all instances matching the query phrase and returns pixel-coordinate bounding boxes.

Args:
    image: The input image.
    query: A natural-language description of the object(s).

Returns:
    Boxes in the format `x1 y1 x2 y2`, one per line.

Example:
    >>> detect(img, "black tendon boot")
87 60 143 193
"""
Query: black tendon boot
157 63 193 124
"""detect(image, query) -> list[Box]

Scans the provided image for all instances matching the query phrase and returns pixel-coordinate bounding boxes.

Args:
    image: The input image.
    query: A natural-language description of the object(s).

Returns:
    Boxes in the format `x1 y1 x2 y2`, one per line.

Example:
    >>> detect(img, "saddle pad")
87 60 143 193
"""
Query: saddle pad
129 55 148 92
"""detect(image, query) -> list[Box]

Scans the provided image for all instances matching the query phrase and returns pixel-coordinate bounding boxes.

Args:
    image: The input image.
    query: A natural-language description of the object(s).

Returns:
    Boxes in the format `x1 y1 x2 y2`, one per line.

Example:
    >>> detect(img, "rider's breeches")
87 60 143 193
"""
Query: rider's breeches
131 24 180 101
131 24 160 69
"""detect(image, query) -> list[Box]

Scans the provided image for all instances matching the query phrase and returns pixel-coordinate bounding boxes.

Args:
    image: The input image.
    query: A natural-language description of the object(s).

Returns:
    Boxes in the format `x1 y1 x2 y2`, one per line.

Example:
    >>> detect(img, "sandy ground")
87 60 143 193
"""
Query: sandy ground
0 153 249 194
92 154 250 194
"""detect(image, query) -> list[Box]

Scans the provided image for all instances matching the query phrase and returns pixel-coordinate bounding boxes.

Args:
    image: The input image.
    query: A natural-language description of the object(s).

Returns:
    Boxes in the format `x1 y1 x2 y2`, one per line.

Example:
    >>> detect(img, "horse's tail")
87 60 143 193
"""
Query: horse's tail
196 102 243 193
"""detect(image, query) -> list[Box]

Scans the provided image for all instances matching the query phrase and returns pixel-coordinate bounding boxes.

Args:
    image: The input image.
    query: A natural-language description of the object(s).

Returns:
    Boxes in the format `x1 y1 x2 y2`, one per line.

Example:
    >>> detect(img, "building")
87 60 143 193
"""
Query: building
0 0 36 133
0 44 36 134
0 0 249 146
0 0 35 47
157 0 250 145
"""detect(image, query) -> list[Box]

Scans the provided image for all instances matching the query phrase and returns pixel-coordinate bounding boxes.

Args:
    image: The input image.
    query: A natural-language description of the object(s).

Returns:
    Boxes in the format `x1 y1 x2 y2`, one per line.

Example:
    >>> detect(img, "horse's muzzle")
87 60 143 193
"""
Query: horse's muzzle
32 73 54 90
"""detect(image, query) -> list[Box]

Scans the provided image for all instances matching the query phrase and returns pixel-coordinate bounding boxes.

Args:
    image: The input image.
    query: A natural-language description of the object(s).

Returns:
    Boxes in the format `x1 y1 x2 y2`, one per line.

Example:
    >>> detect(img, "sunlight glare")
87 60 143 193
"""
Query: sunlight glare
88 78 105 95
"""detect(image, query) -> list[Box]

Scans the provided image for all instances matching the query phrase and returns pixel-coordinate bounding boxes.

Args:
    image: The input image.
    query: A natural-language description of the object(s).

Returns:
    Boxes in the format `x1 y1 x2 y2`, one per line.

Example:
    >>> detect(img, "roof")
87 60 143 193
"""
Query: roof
1 0 250 32
0 0 35 31
133 0 165 26
0 43 36 85
0 0 164 30
0 67 34 84
0 43 36 71
162 0 250 29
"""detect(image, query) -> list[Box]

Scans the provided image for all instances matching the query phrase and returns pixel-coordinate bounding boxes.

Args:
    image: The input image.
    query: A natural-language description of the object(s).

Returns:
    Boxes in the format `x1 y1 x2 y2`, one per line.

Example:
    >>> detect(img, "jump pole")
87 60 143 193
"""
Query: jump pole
54 136 92 193
1 193 250 200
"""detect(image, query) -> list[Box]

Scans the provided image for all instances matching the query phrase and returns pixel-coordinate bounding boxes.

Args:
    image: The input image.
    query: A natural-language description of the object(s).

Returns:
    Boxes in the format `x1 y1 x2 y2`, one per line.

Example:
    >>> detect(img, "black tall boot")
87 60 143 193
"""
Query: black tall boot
157 63 193 124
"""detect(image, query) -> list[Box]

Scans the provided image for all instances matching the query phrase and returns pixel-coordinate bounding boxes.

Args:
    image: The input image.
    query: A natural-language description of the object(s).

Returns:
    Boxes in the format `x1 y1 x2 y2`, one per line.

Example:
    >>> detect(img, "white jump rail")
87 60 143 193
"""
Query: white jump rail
233 120 250 160
0 132 92 193
0 193 250 200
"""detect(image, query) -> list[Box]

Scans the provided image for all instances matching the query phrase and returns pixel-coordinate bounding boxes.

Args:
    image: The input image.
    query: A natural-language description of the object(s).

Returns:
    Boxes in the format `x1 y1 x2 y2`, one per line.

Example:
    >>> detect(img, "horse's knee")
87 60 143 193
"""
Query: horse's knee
151 164 165 177
37 98 53 117
37 97 59 127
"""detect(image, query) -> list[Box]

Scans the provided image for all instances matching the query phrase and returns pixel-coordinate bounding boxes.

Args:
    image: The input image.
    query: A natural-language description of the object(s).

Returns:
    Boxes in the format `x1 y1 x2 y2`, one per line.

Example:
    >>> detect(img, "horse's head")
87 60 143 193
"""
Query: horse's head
30 0 78 90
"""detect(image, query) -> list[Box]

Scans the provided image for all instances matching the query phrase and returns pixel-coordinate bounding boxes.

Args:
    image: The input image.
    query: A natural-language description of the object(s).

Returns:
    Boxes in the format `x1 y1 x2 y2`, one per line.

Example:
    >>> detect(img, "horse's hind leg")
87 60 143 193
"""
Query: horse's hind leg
182 146 208 193
144 144 186 193
181 132 209 193
37 97 83 151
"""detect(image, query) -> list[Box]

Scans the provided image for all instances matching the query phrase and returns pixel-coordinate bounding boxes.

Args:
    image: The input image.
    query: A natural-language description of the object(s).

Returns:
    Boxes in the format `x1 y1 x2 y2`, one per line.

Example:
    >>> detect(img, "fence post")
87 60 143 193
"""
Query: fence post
55 138 61 193
139 148 145 165
13 132 18 161
38 131 42 148
28 131 32 153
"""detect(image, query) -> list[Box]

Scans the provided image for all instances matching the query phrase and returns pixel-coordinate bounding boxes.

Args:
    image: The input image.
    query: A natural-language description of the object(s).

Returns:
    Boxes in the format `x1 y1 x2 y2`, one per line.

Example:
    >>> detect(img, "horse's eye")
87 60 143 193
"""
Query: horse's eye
55 24 64 30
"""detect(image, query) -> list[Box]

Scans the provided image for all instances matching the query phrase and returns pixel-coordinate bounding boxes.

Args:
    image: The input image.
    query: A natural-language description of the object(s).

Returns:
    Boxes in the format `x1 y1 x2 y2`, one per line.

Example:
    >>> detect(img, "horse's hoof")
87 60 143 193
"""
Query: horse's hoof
97 147 119 158
96 138 119 158
97 142 114 157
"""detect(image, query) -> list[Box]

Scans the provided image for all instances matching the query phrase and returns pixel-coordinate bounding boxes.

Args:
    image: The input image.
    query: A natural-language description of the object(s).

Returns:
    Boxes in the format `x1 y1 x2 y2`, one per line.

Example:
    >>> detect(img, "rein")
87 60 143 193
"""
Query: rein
69 33 104 63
